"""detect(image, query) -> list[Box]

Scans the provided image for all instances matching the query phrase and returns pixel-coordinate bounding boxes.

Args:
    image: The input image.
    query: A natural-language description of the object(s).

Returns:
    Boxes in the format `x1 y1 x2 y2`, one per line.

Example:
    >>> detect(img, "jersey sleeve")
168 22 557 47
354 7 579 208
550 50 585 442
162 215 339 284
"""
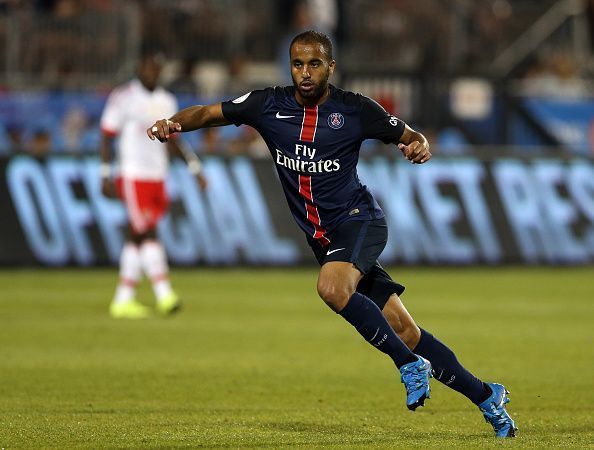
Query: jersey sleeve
221 89 268 128
100 88 125 136
360 95 405 144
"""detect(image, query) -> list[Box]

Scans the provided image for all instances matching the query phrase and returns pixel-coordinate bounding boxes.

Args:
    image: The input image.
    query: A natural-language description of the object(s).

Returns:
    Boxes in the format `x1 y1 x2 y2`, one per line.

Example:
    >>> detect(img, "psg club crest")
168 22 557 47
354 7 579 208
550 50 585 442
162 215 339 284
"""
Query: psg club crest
327 112 344 129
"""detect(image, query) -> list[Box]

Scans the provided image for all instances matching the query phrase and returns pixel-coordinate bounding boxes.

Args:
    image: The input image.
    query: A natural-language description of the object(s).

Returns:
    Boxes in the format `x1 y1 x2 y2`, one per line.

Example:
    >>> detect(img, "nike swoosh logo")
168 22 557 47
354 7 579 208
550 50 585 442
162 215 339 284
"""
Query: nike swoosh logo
276 112 295 119
326 247 346 255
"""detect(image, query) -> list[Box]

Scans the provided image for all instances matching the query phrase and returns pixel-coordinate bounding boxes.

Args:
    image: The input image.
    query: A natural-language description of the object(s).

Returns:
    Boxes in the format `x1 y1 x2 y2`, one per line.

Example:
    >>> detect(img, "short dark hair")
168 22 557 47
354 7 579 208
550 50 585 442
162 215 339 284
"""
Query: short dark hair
289 30 333 60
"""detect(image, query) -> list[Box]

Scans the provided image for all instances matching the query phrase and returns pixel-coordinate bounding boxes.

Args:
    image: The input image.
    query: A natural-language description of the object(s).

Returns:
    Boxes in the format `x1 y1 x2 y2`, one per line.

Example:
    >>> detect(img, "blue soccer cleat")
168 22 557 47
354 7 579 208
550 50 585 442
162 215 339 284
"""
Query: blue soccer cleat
478 382 517 438
400 356 433 411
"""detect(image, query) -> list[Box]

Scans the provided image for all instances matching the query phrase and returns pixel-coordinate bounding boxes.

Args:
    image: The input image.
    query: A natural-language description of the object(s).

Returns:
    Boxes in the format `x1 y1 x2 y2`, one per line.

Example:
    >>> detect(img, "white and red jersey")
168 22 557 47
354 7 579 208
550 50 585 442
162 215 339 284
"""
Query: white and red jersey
101 78 178 180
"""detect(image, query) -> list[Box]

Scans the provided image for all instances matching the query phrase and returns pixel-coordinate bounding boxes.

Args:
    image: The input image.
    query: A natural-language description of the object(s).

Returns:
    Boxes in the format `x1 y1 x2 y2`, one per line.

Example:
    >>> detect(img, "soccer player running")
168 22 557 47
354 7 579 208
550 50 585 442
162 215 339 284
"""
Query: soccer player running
100 53 207 319
147 31 516 437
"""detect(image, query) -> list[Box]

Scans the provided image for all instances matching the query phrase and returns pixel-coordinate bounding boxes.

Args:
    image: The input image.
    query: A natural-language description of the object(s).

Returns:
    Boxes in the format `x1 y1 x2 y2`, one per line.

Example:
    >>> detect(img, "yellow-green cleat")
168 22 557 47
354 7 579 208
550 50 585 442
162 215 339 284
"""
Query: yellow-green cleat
157 292 181 316
109 299 151 319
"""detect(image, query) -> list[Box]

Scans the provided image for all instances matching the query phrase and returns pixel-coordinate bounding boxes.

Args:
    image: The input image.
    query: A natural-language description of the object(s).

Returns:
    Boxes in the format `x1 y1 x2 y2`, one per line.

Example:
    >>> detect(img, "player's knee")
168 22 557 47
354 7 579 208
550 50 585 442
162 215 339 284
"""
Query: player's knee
317 281 353 312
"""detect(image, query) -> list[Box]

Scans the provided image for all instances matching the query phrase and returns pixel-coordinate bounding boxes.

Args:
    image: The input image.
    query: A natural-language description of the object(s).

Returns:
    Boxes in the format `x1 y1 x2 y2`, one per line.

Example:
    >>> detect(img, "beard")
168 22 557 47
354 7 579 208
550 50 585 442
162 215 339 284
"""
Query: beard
292 74 329 100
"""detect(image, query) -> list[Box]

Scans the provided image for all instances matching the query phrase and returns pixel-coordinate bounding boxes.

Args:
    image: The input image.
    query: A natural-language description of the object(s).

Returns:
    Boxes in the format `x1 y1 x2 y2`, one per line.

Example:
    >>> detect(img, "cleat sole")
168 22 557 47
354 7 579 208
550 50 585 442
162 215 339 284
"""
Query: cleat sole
159 301 182 316
168 302 182 314
407 393 426 411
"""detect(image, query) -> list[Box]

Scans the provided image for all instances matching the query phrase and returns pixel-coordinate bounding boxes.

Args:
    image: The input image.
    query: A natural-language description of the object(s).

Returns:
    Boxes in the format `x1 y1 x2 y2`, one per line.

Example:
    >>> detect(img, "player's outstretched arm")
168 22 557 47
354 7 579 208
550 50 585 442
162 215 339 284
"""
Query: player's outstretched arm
397 124 432 164
147 103 231 142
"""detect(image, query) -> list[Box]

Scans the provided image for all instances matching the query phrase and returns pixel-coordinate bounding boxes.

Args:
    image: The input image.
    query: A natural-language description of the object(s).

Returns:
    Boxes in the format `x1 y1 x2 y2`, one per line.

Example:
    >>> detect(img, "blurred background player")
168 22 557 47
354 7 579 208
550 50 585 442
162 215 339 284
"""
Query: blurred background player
100 53 207 319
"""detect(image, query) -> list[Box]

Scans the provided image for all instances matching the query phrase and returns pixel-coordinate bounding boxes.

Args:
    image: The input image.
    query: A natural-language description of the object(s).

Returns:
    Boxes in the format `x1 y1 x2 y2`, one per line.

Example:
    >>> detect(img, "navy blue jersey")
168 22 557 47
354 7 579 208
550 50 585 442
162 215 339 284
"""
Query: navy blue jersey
221 85 405 246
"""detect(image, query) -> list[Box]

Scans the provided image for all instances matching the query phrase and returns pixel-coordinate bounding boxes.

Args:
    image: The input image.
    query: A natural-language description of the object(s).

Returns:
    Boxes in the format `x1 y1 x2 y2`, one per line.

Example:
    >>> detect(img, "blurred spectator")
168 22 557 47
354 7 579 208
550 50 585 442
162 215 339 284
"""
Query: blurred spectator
167 57 199 94
462 1 509 74
26 127 52 158
225 53 251 96
519 49 589 98
61 106 88 153
6 123 24 152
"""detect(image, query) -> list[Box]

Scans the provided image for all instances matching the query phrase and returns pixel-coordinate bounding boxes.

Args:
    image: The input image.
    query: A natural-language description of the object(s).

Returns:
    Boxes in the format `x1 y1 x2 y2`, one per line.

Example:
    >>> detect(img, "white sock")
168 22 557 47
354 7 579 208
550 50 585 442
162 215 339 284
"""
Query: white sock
139 240 173 301
113 243 141 304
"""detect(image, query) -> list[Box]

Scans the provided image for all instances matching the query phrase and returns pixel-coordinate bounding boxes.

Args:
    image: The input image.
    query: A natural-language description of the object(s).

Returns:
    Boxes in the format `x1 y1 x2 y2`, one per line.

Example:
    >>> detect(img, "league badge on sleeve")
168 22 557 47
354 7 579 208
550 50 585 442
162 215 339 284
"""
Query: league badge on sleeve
327 112 344 130
232 92 252 104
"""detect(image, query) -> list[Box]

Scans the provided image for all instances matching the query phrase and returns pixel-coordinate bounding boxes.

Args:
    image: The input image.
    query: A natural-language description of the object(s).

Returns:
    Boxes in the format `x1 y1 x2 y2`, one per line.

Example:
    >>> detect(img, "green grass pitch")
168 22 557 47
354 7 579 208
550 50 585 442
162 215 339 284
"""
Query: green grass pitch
0 267 592 448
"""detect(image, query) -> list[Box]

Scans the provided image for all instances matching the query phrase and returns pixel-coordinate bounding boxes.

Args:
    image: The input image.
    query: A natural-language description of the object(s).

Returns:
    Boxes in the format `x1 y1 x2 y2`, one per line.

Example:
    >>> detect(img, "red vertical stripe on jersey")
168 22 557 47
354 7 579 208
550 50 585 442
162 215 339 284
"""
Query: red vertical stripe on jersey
299 106 318 142
298 175 330 245
298 106 327 244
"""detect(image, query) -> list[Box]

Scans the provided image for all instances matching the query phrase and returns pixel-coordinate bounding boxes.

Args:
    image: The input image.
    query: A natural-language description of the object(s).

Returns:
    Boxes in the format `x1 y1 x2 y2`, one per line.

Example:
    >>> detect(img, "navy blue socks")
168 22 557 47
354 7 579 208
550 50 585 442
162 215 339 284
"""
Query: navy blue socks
413 328 490 405
339 292 417 368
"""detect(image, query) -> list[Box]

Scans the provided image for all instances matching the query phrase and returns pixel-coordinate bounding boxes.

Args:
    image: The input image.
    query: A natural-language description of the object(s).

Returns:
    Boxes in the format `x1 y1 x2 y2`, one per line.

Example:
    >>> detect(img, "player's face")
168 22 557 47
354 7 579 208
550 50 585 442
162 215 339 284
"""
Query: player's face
138 57 162 91
290 42 335 105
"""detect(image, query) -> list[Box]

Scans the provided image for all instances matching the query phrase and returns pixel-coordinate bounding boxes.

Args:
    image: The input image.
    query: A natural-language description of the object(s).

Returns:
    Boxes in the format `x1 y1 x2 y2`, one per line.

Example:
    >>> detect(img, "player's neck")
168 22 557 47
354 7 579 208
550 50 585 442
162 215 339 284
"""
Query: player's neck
139 79 156 92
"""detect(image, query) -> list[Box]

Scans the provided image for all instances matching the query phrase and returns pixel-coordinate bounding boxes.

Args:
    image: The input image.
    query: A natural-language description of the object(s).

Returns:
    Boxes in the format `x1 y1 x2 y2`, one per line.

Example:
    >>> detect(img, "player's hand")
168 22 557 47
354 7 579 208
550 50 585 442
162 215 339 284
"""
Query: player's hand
147 119 182 142
101 178 117 198
398 141 431 164
196 172 208 191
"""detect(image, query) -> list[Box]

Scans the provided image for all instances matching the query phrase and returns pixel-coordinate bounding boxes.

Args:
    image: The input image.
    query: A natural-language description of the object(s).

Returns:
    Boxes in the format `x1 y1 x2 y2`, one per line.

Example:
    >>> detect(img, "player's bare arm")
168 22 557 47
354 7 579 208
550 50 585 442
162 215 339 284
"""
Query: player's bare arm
99 133 117 198
397 124 432 164
147 103 230 142
166 139 208 190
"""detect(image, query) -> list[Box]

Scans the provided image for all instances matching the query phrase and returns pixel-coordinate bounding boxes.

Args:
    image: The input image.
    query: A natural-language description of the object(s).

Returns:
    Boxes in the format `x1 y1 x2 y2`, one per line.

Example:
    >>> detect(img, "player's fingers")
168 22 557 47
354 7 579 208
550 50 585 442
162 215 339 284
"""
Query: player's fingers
147 125 156 140
420 150 432 163
156 120 169 142
412 148 425 163
156 124 164 141
154 123 165 141
413 149 431 164
413 143 430 162
398 143 413 159
407 142 421 160
164 120 178 139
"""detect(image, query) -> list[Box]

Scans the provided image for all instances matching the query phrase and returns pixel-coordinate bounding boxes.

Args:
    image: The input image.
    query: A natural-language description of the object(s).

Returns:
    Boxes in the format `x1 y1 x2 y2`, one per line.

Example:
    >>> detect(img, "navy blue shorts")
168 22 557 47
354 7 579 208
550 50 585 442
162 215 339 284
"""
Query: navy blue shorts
307 218 405 309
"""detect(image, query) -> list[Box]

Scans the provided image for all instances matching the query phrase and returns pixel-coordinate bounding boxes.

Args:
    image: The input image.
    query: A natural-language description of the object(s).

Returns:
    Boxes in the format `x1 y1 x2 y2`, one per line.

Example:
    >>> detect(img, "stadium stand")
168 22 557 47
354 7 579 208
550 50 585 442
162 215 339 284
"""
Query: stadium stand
0 0 591 156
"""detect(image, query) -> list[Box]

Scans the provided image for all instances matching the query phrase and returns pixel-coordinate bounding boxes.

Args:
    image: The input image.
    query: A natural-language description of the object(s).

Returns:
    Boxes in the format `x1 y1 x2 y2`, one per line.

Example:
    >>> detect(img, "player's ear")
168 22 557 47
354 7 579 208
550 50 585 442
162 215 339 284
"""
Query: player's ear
329 60 336 75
